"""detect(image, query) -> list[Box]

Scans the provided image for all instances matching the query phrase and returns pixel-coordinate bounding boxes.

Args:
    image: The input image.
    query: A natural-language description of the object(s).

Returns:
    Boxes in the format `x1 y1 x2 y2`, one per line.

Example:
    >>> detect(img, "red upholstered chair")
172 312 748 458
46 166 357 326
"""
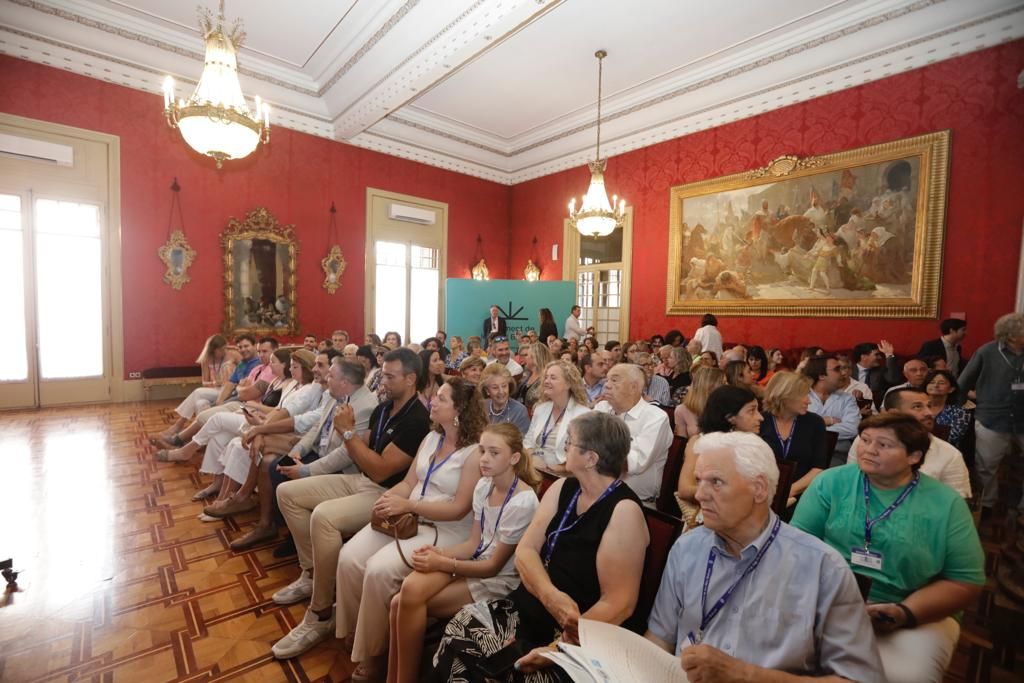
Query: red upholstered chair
636 506 684 625
656 435 687 515
772 460 797 516
660 405 676 434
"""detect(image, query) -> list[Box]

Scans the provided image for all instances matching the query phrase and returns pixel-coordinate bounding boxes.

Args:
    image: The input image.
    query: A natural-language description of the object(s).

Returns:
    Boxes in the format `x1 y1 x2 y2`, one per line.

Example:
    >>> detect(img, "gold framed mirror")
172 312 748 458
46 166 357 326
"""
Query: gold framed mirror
221 207 298 335
321 245 347 294
158 230 196 290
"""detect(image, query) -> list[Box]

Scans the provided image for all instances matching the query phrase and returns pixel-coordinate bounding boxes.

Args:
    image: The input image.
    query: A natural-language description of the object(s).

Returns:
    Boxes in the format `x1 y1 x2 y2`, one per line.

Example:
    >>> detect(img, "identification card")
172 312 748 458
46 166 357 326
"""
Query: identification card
851 547 883 570
1012 382 1024 391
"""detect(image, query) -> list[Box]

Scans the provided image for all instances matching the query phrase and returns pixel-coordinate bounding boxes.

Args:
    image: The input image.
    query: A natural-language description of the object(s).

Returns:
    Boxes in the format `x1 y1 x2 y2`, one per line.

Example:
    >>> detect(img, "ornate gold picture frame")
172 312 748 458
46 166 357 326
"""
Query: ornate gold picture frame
321 245 347 294
666 130 950 318
157 230 196 290
221 207 298 335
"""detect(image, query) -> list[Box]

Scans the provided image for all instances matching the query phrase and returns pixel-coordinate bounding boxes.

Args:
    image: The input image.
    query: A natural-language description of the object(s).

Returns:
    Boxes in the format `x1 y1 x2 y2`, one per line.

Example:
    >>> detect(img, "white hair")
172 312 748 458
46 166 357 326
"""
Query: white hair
613 362 645 390
693 431 779 500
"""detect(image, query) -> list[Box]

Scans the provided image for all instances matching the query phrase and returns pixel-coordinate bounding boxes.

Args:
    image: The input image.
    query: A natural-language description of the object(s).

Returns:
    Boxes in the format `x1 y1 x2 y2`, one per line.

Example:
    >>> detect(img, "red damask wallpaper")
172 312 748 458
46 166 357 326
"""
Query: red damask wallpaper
510 40 1024 355
0 55 511 377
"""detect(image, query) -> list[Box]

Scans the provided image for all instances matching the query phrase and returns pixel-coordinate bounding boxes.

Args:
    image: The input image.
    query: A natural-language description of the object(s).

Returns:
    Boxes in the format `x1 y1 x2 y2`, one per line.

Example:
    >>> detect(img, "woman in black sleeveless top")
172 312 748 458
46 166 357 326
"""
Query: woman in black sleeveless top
429 412 649 682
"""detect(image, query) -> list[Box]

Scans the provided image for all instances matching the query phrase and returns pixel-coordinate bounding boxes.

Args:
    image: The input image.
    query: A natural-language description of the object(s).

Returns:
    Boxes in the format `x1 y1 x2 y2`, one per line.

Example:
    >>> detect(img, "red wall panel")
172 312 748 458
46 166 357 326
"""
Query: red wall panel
510 40 1024 356
0 55 511 377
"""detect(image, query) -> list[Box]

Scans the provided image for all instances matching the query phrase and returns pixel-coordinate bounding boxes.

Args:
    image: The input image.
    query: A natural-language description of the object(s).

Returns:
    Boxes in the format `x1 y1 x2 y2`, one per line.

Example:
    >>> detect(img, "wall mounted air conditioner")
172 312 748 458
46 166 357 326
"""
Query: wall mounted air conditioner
0 132 74 166
388 202 436 225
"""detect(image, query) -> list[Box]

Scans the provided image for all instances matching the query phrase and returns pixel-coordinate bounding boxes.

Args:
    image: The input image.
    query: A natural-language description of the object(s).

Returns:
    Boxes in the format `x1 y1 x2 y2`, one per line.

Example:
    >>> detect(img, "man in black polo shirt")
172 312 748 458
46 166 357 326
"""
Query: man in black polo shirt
271 348 431 659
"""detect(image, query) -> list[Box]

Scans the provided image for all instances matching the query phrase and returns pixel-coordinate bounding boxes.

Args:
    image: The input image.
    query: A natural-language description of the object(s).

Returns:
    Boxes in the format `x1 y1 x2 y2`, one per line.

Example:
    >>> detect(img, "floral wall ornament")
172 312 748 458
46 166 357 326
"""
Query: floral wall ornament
157 177 196 290
524 259 540 281
471 258 490 281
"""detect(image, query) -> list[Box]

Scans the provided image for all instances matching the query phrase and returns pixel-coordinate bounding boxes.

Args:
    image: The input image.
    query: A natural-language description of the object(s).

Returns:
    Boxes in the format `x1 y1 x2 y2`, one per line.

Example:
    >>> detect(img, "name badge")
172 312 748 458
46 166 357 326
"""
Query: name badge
1012 382 1024 391
851 547 883 570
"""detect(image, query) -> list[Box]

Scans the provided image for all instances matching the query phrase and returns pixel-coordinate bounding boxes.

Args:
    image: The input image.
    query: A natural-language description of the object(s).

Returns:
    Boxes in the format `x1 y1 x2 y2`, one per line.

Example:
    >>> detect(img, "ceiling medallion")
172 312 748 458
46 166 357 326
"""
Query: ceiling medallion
567 50 626 238
161 1 270 168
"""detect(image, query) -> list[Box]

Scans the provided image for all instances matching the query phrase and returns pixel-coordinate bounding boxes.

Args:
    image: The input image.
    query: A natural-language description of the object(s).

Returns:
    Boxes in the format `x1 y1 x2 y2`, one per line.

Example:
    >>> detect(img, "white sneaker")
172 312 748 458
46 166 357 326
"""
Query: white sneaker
271 609 334 659
272 570 313 605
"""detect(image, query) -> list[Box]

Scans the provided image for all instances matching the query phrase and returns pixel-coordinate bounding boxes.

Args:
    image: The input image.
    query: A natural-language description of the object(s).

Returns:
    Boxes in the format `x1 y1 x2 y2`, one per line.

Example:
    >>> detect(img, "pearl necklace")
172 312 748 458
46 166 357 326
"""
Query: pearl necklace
488 400 509 419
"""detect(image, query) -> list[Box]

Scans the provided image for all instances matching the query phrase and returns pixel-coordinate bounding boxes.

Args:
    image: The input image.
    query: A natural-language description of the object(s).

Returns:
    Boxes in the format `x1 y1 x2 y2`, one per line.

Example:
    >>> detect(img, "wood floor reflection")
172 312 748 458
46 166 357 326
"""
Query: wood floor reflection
0 401 350 682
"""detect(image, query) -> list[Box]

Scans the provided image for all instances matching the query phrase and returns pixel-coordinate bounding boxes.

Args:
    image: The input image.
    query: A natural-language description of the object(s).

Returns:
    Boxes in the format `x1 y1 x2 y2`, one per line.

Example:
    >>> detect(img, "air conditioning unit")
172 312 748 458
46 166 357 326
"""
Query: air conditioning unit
0 132 74 166
388 202 436 225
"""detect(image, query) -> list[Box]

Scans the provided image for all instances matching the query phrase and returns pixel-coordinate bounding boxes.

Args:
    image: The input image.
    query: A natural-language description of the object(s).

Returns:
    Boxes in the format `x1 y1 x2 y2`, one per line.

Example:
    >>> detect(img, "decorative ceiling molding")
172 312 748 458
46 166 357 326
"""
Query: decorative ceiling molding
1 0 1021 184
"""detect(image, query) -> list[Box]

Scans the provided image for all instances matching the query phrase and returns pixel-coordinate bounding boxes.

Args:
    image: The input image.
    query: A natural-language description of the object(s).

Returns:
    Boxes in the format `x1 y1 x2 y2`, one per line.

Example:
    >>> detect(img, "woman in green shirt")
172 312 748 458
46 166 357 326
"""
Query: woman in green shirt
791 412 984 683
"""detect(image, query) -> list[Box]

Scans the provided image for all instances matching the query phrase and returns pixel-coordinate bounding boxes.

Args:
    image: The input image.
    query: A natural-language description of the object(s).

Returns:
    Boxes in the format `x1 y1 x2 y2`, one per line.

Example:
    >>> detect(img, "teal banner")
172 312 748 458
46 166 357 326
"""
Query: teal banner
445 279 577 349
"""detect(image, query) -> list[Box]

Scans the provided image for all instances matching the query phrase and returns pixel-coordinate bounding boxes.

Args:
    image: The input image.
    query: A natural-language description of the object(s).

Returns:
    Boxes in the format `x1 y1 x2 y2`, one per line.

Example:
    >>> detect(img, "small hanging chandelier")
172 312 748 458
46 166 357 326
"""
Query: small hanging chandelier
568 50 626 238
161 1 270 168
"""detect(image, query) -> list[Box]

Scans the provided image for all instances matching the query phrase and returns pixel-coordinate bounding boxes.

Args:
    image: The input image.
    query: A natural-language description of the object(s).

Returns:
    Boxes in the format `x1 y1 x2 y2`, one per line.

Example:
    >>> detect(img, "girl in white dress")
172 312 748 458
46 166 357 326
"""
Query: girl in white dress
386 423 540 683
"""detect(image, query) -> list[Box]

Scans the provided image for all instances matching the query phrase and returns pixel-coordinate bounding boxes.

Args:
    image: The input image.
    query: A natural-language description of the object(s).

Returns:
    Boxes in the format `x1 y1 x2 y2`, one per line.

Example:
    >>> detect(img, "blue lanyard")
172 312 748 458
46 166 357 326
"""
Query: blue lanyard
540 404 567 448
862 472 919 548
471 477 519 560
541 479 621 566
692 516 781 643
372 398 415 452
419 435 449 497
771 415 795 460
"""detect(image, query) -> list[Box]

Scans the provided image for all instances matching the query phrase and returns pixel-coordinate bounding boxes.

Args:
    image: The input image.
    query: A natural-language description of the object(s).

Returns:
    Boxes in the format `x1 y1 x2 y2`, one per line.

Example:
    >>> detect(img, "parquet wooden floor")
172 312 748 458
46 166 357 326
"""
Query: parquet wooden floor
0 401 352 683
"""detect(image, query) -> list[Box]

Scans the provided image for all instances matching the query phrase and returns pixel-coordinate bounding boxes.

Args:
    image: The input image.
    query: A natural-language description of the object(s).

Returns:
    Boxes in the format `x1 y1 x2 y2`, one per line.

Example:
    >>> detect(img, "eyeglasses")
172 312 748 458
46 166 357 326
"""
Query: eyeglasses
564 437 586 453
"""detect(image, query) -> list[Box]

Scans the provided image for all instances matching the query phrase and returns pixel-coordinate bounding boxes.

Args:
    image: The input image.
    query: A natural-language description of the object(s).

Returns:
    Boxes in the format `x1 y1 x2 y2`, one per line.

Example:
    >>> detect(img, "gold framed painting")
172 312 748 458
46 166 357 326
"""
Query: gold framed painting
221 207 299 335
666 130 950 318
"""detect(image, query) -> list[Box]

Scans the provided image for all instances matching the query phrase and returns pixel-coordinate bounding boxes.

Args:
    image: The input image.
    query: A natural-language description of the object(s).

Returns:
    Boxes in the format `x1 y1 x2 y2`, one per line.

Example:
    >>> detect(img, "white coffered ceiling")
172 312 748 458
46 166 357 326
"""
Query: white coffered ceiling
2 0 1022 184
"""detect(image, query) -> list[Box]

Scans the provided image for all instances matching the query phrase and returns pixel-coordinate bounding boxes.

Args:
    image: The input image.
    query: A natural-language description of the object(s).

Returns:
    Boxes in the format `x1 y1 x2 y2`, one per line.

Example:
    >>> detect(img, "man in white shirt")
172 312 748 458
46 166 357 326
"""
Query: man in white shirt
882 357 930 400
564 305 586 341
847 387 971 498
802 355 860 465
593 364 672 501
485 337 523 379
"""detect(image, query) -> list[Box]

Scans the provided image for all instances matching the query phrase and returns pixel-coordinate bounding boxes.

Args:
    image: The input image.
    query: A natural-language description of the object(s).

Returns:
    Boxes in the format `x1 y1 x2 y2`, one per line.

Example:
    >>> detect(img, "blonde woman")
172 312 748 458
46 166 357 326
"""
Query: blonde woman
524 359 591 473
673 366 725 438
515 342 553 411
759 371 827 501
458 355 486 384
153 334 240 443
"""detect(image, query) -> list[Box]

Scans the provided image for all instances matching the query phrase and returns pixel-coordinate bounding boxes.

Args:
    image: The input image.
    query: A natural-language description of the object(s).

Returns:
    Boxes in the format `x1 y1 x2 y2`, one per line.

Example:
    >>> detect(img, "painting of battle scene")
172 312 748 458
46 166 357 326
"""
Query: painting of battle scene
666 132 950 317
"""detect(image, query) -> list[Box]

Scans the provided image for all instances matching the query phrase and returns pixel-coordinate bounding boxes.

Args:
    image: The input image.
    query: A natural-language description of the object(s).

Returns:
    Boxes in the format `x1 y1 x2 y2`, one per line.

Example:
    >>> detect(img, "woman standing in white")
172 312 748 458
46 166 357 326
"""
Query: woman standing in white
333 378 486 682
386 423 540 683
693 312 724 356
524 360 591 473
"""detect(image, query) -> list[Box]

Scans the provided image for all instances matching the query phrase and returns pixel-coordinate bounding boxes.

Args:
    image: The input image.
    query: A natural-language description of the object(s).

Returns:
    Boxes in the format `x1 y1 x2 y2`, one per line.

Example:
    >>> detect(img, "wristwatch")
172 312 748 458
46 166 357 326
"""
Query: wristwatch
342 429 355 441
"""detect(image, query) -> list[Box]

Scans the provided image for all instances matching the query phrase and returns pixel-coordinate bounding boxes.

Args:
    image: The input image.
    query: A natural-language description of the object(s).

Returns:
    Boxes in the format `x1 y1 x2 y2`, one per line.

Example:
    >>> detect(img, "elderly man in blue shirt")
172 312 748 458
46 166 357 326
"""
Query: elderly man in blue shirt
645 431 883 682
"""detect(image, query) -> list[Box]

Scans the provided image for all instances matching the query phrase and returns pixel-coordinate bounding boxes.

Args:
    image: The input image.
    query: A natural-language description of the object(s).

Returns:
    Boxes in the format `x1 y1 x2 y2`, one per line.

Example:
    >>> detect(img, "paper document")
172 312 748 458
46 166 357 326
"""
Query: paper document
538 618 688 682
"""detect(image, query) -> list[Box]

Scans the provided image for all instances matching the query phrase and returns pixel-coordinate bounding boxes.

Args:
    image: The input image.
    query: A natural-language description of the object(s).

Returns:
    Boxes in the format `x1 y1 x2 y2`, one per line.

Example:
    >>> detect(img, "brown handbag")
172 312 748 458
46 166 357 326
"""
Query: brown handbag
371 511 438 568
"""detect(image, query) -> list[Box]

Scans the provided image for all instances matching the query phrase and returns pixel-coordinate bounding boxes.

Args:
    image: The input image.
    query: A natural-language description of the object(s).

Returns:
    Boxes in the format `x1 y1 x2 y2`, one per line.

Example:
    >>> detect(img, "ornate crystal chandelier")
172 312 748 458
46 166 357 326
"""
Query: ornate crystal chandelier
568 50 626 238
161 1 270 168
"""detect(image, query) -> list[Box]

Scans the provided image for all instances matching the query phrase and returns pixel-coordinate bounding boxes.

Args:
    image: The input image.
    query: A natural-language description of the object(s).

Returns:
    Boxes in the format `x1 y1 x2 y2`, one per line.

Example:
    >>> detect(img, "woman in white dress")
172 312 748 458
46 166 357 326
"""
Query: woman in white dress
386 422 540 683
524 360 591 473
335 377 487 682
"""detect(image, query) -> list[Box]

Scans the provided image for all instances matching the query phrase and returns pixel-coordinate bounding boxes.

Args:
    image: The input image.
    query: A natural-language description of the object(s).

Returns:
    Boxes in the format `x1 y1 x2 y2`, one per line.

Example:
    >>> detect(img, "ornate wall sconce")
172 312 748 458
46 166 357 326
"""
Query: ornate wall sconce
157 178 197 290
471 234 489 280
524 236 541 281
321 202 347 294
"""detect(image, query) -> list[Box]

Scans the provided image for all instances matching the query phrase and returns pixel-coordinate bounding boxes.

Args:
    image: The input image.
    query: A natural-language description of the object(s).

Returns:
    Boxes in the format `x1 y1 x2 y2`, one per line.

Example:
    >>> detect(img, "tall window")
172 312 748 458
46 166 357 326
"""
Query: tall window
373 241 441 344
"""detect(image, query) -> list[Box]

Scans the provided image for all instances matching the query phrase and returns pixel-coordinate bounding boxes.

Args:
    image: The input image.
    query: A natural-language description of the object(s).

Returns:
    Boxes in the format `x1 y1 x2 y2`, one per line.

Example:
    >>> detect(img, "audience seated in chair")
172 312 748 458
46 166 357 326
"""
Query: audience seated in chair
524 360 591 475
593 363 672 502
387 423 540 683
845 387 971 498
792 412 985 683
924 369 971 450
269 349 431 660
332 378 486 681
647 431 883 681
676 385 762 529
151 334 252 445
758 371 828 506
674 366 726 439
479 363 530 434
431 412 649 681
802 355 860 466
